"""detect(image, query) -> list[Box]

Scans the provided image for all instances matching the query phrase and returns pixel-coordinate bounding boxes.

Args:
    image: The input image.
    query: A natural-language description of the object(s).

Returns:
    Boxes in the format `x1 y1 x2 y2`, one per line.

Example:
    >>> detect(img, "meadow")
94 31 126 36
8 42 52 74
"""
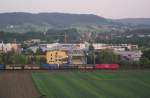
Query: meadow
32 70 150 98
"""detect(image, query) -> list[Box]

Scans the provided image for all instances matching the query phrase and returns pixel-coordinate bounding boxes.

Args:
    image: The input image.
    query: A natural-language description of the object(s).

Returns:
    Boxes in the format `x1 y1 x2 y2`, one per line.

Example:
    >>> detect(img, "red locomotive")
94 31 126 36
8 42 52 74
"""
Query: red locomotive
95 64 120 70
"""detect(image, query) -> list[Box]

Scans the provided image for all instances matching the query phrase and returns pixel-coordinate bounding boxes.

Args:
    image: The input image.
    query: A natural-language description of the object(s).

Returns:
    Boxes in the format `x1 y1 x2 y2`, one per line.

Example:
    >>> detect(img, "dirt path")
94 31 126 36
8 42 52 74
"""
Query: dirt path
0 71 40 98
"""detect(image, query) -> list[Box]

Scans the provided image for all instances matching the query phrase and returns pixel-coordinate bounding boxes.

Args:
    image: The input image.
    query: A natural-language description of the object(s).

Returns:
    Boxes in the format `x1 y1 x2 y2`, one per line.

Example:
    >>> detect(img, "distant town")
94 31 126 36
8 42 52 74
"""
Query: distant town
0 38 144 66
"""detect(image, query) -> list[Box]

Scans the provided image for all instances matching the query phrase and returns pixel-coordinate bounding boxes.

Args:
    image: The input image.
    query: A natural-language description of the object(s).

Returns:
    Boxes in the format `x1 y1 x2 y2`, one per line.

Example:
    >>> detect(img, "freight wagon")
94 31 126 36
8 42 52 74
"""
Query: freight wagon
59 64 78 70
40 64 59 70
24 65 40 70
77 64 95 70
5 65 23 70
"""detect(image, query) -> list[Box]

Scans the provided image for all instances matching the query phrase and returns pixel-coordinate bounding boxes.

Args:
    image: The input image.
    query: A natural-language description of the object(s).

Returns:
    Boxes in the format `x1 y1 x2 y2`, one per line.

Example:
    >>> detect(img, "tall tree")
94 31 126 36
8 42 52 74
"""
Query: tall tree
0 54 4 64
87 42 95 64
142 49 150 60
36 48 43 55
99 49 119 64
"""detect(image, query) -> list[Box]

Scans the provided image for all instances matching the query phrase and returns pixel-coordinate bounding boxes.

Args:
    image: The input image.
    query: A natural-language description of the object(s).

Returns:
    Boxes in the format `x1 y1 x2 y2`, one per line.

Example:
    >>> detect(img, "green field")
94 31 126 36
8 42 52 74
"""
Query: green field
32 71 150 98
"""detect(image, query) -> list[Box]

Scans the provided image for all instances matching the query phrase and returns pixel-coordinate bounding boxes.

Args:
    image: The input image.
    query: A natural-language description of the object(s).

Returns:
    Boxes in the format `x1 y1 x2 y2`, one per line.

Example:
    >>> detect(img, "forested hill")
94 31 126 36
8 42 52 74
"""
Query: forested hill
0 12 150 33
0 12 107 26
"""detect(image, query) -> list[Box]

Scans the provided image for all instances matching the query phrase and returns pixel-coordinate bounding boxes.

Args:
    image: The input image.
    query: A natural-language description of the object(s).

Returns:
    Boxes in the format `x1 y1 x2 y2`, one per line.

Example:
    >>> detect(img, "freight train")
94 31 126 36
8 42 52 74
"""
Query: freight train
0 64 120 70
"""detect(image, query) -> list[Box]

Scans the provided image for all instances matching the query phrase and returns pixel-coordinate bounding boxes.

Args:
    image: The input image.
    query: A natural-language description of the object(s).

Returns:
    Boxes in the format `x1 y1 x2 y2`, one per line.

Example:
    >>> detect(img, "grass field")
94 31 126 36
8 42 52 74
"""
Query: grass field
32 71 150 98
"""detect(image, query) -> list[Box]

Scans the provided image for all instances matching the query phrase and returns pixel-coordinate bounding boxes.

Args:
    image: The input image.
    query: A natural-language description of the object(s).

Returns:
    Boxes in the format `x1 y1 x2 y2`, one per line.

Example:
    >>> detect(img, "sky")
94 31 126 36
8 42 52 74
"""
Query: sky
0 0 150 19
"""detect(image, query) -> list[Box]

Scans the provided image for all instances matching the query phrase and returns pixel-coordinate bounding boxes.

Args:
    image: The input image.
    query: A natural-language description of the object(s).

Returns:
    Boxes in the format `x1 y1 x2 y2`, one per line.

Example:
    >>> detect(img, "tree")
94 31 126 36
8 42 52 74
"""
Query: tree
10 54 28 65
0 54 4 64
88 43 94 51
142 49 150 60
99 49 119 64
95 52 101 64
36 48 43 55
87 52 95 64
140 58 150 68
24 49 34 55
87 43 95 64
2 52 12 64
35 57 46 65
140 49 150 68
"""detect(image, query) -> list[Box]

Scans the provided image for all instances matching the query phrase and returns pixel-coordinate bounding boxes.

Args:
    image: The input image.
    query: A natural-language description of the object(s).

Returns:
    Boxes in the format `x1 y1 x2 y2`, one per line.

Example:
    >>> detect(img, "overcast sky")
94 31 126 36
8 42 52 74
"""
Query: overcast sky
0 0 150 19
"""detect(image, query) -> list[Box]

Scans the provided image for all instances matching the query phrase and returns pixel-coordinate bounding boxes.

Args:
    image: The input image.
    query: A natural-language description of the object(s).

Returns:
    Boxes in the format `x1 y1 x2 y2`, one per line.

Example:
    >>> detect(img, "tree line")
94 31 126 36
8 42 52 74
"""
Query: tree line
0 28 79 43
86 47 150 69
0 49 46 65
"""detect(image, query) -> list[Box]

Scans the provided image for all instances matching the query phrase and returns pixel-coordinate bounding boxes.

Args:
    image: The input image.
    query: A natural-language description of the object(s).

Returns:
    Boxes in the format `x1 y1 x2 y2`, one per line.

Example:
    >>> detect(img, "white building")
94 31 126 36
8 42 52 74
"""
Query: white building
45 43 138 51
115 50 142 61
0 42 20 53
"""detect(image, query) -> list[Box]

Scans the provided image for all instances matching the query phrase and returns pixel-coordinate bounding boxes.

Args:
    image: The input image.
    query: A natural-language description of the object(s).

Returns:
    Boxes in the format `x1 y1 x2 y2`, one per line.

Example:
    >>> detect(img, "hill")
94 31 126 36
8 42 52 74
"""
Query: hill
0 12 150 33
0 12 107 26
0 12 109 33
114 18 150 25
